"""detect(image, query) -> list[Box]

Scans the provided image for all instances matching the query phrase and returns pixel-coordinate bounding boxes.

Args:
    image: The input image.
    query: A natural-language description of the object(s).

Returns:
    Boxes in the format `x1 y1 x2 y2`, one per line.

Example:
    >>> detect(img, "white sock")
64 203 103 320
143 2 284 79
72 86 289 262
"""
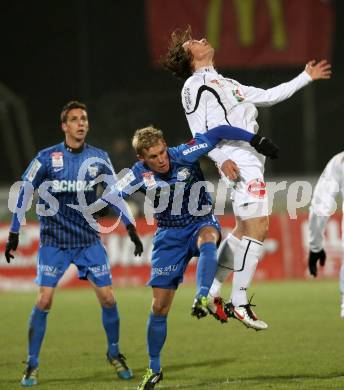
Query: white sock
230 236 263 306
209 233 240 297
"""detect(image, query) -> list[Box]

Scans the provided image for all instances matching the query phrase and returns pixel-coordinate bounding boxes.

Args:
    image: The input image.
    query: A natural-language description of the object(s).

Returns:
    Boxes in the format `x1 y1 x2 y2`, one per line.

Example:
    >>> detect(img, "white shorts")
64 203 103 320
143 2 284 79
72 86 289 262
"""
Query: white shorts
219 144 269 220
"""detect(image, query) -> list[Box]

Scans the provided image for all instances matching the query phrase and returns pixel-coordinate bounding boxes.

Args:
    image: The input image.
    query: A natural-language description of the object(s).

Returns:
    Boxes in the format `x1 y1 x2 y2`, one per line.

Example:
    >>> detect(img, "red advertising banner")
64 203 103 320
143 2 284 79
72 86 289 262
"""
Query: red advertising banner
0 213 342 290
146 0 333 68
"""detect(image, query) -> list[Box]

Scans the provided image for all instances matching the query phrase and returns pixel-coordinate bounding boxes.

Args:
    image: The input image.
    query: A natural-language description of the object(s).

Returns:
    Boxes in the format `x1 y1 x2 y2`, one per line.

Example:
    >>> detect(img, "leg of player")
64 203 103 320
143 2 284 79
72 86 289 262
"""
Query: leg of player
208 231 242 322
224 215 269 331
21 286 55 387
137 288 174 390
191 226 220 319
340 263 344 318
92 283 133 380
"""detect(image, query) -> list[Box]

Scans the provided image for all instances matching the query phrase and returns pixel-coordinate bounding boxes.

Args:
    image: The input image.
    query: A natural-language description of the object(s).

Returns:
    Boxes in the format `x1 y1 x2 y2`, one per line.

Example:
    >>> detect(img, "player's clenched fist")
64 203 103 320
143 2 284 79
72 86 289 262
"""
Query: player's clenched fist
5 232 19 263
126 224 143 256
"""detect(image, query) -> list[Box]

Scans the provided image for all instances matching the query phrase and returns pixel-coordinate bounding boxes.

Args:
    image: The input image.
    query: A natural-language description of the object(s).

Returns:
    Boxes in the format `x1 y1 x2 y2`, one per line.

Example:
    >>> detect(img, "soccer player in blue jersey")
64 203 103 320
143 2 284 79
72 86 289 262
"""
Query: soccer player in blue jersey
4 101 143 386
97 124 278 389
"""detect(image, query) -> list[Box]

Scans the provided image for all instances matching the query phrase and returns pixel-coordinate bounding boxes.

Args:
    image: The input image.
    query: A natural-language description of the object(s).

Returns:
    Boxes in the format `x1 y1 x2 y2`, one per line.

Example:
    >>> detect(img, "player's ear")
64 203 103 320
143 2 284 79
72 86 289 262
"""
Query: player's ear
61 122 67 133
137 154 144 162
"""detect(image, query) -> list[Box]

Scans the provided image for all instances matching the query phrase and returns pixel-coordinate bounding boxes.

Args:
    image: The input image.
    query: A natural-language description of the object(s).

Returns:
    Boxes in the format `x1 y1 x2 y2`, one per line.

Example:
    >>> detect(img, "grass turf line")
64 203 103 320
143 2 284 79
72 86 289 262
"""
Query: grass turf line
0 280 344 389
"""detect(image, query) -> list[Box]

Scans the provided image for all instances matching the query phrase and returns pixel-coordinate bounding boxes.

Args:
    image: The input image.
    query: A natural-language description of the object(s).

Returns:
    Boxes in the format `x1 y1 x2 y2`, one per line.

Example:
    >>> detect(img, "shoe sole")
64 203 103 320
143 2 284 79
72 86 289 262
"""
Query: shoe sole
232 312 268 331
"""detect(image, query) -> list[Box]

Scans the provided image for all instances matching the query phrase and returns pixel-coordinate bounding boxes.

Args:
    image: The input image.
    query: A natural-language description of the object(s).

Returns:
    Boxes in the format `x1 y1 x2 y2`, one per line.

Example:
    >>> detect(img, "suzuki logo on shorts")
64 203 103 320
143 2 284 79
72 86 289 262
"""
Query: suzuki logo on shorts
247 179 266 199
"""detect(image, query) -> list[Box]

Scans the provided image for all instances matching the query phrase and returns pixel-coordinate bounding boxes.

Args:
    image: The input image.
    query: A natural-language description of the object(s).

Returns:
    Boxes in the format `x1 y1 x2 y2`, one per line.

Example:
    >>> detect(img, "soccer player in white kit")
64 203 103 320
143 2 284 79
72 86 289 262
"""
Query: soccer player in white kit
308 152 344 318
163 26 331 330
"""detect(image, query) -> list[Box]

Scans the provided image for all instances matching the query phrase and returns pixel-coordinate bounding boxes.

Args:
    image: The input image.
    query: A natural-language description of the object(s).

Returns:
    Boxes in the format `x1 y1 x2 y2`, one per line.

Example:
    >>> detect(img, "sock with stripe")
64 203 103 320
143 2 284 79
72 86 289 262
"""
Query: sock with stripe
210 233 240 297
230 236 263 306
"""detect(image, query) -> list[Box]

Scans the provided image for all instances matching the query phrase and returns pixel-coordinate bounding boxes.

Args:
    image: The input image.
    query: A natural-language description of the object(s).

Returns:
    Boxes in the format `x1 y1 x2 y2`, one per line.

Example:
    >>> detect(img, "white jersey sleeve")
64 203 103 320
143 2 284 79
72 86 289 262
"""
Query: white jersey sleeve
308 153 344 251
240 71 312 107
182 76 229 167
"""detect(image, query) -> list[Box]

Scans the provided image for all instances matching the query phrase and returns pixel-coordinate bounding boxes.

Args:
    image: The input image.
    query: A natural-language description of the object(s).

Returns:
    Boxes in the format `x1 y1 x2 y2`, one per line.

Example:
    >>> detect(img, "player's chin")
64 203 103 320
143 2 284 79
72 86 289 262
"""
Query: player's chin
75 132 87 141
157 165 169 174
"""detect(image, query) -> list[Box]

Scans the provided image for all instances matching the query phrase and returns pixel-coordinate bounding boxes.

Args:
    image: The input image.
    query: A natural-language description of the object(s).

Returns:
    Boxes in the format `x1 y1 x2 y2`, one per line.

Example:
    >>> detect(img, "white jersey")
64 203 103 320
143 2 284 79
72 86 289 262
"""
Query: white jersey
182 66 312 169
309 152 344 252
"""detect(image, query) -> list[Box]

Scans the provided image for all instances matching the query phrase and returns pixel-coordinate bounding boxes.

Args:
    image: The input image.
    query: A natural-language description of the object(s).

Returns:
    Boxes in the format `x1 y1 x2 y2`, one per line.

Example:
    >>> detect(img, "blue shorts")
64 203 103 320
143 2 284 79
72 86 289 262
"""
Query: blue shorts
36 242 112 288
149 216 221 290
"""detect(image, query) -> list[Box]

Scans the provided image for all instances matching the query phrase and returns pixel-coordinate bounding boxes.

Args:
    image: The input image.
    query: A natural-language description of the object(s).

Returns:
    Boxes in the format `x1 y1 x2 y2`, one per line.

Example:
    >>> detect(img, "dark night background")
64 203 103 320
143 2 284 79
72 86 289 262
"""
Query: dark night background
0 0 343 183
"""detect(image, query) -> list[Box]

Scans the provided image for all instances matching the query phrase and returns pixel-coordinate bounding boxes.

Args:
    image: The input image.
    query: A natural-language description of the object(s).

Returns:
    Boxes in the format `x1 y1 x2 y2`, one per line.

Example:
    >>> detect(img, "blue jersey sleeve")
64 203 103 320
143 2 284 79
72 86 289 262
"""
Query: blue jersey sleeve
171 125 254 164
10 153 46 233
170 133 214 164
205 124 253 144
98 165 143 226
22 153 47 189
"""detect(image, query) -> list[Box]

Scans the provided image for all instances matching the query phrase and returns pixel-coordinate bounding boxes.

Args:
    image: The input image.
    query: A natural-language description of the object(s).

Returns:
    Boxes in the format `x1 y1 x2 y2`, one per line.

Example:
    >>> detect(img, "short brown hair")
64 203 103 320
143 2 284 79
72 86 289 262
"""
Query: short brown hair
132 126 165 155
162 26 193 80
60 101 87 123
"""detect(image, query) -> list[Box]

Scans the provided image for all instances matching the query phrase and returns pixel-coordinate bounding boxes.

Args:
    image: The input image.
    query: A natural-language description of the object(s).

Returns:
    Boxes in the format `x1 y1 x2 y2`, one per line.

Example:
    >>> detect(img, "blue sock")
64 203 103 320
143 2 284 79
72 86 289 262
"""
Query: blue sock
196 242 218 298
102 304 120 358
27 306 49 368
147 312 167 373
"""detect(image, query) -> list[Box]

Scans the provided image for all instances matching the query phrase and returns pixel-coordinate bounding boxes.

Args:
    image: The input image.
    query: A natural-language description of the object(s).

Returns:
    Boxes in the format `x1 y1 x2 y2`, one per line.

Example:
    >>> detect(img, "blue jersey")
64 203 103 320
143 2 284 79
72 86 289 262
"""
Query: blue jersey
14 142 116 248
116 133 217 228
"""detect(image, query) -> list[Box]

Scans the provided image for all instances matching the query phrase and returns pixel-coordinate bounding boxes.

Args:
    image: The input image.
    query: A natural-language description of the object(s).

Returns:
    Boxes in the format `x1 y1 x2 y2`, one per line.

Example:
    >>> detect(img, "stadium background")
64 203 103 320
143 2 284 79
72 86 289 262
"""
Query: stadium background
1 2 344 389
0 0 342 289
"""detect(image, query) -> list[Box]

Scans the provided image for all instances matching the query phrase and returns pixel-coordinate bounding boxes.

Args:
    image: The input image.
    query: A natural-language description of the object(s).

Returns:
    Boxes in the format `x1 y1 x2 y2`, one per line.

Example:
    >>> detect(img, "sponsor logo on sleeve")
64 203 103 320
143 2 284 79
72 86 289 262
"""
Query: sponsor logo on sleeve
183 87 192 111
182 143 208 155
26 159 42 182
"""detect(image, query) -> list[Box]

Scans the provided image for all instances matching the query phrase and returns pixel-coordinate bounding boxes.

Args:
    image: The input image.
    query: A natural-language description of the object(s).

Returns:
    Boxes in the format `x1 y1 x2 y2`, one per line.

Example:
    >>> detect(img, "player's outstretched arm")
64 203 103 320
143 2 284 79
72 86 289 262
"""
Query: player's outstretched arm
305 59 332 80
205 125 279 159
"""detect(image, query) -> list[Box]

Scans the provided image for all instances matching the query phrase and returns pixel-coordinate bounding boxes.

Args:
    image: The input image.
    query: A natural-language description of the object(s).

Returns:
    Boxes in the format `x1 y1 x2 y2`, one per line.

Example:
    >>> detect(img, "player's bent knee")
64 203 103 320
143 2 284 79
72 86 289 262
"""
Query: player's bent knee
99 294 115 308
198 228 219 246
151 302 170 316
36 296 53 310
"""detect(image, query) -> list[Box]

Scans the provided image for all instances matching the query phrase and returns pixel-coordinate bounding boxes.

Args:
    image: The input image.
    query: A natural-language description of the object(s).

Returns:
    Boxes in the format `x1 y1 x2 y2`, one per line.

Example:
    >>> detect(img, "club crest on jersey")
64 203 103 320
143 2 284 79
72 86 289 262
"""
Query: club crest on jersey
87 165 98 178
247 179 266 199
51 152 63 170
142 171 156 188
232 87 245 102
177 168 190 181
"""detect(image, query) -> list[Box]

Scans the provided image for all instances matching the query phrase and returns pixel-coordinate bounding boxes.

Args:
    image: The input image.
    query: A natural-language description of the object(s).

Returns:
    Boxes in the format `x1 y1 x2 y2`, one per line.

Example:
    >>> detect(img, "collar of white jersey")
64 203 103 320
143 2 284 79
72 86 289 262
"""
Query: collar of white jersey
194 65 217 74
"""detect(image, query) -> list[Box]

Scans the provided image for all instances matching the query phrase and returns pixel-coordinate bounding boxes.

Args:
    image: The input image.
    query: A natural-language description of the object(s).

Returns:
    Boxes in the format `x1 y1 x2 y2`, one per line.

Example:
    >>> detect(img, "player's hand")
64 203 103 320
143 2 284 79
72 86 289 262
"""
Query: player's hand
126 224 144 256
308 249 326 277
5 232 19 263
305 60 332 80
250 134 279 159
220 159 240 181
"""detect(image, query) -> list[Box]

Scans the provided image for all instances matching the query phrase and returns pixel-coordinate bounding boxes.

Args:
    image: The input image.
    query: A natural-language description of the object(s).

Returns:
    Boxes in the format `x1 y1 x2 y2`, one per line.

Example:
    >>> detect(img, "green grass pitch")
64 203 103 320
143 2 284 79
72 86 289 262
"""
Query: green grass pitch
1 280 344 390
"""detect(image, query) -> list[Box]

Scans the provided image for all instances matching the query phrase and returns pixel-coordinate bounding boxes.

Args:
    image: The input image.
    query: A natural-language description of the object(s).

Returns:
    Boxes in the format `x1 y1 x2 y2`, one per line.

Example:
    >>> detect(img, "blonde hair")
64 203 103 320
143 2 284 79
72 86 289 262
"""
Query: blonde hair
132 126 165 155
